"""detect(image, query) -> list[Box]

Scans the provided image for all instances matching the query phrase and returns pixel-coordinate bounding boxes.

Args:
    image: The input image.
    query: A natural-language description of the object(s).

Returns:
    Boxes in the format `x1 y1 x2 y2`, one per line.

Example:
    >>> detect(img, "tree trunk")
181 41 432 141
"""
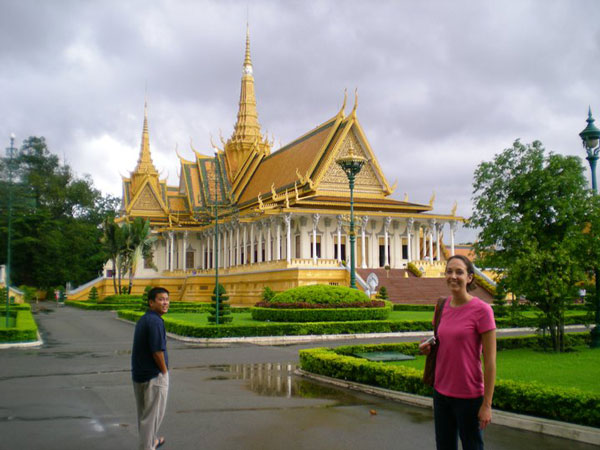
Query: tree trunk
111 258 118 294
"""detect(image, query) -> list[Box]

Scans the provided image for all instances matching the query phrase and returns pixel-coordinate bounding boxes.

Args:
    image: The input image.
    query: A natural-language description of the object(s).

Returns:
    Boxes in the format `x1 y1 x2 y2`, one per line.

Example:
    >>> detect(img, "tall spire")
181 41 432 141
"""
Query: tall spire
225 24 270 181
134 100 158 175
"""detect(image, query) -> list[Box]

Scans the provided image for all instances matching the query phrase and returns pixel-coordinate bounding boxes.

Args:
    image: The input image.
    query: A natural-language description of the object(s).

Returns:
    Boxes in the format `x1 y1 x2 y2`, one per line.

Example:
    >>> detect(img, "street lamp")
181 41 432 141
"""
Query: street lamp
5 134 16 327
579 107 600 348
336 143 366 289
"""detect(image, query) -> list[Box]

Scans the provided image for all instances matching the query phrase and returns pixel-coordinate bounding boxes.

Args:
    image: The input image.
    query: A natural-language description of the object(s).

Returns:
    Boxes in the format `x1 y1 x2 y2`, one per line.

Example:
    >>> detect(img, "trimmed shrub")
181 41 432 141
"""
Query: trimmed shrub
299 336 600 427
267 284 370 306
88 287 99 302
208 284 232 324
393 304 435 311
262 286 276 302
100 294 142 304
0 305 38 343
376 286 389 300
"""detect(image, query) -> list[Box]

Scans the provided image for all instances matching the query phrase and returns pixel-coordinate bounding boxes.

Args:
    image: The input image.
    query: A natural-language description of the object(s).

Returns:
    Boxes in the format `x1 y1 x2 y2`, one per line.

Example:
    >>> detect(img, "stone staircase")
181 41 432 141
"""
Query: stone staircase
357 268 494 304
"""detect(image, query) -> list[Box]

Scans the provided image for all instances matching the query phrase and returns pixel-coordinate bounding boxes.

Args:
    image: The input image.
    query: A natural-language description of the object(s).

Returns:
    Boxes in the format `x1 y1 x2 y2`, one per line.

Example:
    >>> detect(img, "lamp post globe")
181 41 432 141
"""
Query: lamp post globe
336 144 367 289
579 107 600 348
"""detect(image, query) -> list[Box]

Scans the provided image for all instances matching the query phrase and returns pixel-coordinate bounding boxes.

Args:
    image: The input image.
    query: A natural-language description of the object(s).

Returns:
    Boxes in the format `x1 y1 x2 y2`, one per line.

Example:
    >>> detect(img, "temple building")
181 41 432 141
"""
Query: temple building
70 29 465 304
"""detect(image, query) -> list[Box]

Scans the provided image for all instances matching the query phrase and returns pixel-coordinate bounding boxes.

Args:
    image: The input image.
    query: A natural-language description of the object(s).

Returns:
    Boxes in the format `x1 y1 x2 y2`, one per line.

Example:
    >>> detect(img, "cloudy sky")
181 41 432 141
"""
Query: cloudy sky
2 0 599 242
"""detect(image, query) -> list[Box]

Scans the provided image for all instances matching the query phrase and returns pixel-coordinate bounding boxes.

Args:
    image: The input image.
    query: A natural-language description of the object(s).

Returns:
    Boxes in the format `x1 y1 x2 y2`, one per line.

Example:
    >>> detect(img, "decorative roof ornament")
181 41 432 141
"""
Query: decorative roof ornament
451 201 458 216
429 191 436 207
134 100 159 176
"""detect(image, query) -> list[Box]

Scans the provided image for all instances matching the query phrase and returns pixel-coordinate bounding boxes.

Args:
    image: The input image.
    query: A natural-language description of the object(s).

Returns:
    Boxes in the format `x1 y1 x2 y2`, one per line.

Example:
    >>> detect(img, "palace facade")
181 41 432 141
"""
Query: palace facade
70 29 463 304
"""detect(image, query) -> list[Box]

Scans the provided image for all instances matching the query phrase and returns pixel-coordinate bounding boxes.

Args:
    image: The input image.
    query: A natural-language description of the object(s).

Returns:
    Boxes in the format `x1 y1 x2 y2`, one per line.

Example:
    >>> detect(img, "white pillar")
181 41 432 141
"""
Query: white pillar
336 215 342 262
242 224 248 265
312 214 320 264
257 223 263 263
384 216 391 267
435 222 442 261
266 219 272 262
276 219 281 260
284 213 291 263
428 220 434 263
361 216 369 268
415 225 421 261
169 231 174 271
250 224 255 263
450 221 457 256
182 231 188 271
407 218 414 263
236 223 241 266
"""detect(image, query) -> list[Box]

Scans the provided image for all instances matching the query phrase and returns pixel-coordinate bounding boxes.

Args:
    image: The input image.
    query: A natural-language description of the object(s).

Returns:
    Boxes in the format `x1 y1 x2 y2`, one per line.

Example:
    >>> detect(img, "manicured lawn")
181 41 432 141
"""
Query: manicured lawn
166 312 256 325
387 346 600 394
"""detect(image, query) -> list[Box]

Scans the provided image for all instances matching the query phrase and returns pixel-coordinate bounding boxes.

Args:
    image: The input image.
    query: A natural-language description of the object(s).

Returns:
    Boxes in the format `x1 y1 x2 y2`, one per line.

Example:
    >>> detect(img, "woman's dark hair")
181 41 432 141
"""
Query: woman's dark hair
148 287 169 305
446 255 476 292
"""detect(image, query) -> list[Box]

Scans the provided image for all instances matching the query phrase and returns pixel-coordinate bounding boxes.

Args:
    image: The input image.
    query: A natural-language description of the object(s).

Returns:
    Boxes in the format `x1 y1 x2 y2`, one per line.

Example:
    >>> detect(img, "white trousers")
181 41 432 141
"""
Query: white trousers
133 372 169 450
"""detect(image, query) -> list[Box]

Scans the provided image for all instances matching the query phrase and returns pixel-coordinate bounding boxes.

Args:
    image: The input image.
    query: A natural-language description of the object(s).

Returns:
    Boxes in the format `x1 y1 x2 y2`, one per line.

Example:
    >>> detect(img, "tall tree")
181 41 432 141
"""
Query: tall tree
470 140 596 351
0 136 119 289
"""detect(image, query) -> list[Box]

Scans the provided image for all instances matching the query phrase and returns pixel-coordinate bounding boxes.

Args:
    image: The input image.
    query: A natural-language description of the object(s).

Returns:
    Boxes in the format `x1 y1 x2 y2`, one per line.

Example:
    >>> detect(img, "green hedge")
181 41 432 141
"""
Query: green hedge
393 304 435 311
299 334 599 427
118 310 431 338
100 294 142 304
268 284 370 305
0 304 39 343
251 305 391 322
117 309 590 338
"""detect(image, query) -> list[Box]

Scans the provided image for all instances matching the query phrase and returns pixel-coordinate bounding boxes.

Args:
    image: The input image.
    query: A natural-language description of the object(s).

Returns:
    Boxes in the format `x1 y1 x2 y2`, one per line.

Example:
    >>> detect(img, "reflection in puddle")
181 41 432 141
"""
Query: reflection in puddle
215 362 363 403
220 362 297 397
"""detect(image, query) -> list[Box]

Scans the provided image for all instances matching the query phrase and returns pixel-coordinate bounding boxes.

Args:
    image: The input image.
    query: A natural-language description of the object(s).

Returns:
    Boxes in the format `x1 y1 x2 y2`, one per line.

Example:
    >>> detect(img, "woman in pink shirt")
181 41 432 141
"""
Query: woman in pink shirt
422 255 497 450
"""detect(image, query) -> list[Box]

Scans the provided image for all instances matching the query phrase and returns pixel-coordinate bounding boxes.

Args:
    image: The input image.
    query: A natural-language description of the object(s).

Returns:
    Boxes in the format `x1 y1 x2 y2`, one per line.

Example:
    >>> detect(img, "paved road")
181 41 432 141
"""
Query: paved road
0 305 593 450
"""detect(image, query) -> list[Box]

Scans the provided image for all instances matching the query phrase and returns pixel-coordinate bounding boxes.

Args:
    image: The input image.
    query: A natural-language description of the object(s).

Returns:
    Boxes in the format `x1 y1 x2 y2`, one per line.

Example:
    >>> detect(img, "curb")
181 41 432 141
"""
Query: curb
0 331 44 350
296 369 600 446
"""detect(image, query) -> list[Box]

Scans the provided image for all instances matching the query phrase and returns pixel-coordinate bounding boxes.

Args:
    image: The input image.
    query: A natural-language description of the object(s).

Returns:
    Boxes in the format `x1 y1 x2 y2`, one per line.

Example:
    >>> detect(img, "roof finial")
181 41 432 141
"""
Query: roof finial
352 88 358 115
243 22 252 75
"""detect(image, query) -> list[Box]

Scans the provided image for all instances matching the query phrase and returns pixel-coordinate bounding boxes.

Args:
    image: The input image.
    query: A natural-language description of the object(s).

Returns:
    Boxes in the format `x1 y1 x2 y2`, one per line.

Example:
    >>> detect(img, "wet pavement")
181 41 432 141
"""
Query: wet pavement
0 305 593 450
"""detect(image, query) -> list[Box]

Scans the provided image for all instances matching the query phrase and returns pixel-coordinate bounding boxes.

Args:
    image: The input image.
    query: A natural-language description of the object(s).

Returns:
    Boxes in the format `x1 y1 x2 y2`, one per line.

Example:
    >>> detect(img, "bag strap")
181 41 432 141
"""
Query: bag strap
433 296 447 337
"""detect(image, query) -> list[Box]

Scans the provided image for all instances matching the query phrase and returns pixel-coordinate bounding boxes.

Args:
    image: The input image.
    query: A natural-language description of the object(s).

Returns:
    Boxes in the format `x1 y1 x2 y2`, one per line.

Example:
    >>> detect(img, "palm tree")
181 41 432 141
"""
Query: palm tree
101 216 124 294
123 218 156 294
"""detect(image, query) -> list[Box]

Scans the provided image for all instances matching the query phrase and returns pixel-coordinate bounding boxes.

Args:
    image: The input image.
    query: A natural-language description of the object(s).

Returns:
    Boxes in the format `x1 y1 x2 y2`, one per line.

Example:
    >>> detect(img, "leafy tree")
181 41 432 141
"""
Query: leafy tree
376 286 389 300
102 216 124 294
0 136 119 289
470 140 598 351
120 218 156 294
208 283 232 324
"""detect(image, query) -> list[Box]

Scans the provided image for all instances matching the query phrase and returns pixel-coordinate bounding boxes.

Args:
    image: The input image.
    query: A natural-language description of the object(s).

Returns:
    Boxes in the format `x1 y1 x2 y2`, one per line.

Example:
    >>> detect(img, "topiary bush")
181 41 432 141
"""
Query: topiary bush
208 283 232 324
88 287 99 302
376 286 389 300
265 284 371 306
262 286 276 302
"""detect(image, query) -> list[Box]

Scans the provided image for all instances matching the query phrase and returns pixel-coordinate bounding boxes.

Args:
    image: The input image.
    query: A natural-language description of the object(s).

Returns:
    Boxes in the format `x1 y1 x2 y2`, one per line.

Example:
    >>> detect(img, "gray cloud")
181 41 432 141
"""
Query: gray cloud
2 0 600 244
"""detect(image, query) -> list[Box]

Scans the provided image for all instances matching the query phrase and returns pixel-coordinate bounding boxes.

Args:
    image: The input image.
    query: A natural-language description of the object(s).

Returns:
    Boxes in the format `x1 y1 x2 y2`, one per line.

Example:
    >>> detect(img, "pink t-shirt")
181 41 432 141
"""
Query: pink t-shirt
434 297 496 398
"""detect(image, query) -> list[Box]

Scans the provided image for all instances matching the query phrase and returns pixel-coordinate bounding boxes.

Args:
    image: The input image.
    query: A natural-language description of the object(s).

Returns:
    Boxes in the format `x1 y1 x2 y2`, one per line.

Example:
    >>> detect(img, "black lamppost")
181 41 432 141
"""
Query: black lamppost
336 144 366 289
579 107 600 348
5 134 16 327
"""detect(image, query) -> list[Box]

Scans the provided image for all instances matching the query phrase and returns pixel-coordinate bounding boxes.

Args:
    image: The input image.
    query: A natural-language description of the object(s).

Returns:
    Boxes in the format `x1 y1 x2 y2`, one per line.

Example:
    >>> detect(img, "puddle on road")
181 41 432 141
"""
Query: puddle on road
210 362 365 404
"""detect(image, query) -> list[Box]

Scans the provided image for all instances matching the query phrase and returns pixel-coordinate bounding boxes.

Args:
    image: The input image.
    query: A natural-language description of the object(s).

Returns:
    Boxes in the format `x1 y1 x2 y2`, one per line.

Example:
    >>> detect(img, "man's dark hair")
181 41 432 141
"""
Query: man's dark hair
148 287 169 305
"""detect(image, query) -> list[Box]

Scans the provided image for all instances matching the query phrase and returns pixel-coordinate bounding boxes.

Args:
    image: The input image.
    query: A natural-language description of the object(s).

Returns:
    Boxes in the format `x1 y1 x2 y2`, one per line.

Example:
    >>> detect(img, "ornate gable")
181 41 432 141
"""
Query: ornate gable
127 181 167 215
315 124 390 198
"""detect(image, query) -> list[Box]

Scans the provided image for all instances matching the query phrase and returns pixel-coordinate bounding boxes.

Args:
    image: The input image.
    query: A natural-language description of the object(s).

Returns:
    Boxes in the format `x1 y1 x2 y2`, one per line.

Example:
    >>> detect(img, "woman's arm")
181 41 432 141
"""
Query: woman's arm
479 329 496 430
